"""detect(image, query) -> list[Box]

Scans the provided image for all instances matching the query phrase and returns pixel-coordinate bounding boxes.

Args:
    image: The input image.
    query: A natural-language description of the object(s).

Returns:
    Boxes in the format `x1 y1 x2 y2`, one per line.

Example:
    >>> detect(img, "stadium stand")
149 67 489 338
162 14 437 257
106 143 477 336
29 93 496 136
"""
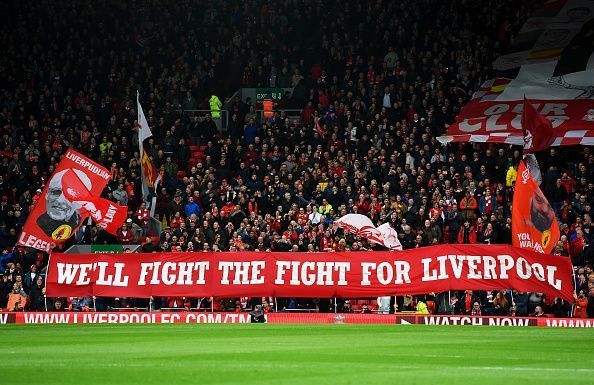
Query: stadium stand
0 0 592 317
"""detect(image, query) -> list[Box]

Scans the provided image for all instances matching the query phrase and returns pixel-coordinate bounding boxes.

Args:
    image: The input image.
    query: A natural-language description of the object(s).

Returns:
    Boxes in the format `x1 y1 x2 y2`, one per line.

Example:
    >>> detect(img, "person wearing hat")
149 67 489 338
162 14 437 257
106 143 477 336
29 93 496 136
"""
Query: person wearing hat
126 218 143 242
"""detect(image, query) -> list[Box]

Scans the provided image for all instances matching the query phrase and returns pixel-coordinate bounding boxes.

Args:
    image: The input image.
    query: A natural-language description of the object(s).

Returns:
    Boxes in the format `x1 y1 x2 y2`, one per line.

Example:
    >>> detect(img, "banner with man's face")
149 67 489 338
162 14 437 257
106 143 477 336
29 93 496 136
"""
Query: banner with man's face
512 161 560 254
18 149 112 251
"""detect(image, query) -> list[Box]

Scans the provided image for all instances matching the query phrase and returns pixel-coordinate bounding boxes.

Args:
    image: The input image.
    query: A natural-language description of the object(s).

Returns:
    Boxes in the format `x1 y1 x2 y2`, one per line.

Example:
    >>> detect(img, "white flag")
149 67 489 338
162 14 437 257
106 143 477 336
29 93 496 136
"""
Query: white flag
137 91 158 207
334 214 402 250
523 154 542 186
376 223 403 250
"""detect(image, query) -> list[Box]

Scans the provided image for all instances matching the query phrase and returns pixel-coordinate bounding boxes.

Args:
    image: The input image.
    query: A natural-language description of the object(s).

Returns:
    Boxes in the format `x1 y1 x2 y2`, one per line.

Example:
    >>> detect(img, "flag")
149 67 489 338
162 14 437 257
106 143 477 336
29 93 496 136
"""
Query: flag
376 223 403 251
512 160 560 254
437 7 594 147
61 169 127 235
334 214 402 250
137 92 160 205
17 149 112 251
471 78 512 102
523 154 542 186
314 117 325 139
522 98 556 154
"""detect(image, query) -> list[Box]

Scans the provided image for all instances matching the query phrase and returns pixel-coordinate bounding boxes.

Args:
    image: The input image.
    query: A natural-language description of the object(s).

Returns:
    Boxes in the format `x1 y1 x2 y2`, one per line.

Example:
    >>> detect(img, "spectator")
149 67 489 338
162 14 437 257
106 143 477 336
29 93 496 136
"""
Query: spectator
112 184 128 207
459 191 478 220
22 264 38 293
574 291 588 318
458 220 477 244
530 305 546 317
184 197 200 218
0 0 591 316
0 273 12 308
116 223 136 245
492 291 509 316
471 302 482 316
29 276 46 311
7 282 27 311
135 202 150 235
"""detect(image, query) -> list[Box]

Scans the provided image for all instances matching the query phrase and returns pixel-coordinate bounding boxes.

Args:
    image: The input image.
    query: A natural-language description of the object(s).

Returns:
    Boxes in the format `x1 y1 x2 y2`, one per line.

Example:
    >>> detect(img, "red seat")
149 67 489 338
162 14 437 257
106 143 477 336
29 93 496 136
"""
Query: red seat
177 171 186 178
199 145 207 151
190 145 199 151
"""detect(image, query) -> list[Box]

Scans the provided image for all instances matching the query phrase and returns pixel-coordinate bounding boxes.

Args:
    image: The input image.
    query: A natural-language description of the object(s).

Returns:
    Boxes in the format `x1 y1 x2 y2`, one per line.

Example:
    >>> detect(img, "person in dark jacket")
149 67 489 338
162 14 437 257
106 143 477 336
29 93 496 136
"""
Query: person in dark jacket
29 275 46 311
0 274 12 308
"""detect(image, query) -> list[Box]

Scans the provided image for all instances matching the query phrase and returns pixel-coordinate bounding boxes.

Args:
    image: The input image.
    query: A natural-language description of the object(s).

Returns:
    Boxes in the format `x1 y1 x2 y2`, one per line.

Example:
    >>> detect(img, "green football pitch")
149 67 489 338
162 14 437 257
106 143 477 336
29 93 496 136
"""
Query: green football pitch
1 324 593 384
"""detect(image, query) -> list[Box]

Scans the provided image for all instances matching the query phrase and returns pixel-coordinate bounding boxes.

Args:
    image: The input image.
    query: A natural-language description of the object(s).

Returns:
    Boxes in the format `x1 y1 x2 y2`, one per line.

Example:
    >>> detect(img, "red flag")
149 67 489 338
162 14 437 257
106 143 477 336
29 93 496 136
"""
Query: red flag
512 161 560 254
62 169 127 235
522 98 556 153
17 149 112 251
314 117 325 139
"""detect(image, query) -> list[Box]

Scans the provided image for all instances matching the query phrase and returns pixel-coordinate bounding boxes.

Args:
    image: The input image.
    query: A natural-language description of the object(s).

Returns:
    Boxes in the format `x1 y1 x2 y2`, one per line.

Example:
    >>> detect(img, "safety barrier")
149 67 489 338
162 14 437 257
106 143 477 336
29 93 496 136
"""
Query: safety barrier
1 312 592 327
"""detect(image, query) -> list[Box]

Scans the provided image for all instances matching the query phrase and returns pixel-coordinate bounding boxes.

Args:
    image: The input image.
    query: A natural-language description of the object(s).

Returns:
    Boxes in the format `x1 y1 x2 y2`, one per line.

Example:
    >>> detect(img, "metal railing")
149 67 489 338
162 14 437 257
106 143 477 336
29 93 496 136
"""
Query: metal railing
179 109 229 131
256 109 303 123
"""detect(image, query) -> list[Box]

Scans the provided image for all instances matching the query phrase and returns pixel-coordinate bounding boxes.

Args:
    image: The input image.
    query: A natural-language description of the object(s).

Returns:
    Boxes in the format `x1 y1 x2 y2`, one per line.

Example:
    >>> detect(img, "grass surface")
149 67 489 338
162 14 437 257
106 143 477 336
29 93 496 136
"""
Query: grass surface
1 324 593 384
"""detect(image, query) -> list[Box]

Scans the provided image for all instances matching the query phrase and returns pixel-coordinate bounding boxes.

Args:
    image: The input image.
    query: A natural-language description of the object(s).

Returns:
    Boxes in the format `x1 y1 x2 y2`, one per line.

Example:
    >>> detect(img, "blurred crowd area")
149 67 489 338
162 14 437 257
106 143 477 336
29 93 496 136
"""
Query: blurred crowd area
0 0 592 316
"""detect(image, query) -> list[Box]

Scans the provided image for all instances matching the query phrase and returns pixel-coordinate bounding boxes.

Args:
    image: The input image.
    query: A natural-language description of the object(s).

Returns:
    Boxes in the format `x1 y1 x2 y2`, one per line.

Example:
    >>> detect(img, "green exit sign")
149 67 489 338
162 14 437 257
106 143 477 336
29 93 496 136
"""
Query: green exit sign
256 88 283 101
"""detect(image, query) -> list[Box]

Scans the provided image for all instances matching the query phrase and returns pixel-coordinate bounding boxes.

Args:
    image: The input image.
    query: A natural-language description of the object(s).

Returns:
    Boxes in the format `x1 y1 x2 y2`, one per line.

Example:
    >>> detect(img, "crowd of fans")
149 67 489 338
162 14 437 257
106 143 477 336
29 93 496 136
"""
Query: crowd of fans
0 0 593 317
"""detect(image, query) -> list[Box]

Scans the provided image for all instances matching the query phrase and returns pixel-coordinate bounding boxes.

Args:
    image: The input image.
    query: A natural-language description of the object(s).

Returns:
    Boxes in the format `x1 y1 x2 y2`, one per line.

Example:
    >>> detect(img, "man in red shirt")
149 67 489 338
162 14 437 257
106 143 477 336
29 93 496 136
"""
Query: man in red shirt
221 200 237 219
570 227 586 261
135 202 150 235
117 223 136 244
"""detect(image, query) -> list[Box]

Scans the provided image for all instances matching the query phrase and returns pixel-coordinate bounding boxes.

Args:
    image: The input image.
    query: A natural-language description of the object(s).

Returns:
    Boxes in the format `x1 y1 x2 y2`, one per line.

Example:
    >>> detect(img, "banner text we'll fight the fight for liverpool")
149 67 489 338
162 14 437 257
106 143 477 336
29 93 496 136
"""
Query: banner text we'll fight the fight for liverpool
46 245 574 302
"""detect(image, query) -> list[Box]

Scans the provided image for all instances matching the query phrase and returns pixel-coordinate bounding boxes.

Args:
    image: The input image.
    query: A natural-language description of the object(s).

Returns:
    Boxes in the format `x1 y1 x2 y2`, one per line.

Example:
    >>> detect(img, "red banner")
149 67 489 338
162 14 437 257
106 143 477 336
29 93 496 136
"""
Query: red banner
438 99 594 146
18 149 112 251
512 161 560 254
45 245 575 302
61 169 127 235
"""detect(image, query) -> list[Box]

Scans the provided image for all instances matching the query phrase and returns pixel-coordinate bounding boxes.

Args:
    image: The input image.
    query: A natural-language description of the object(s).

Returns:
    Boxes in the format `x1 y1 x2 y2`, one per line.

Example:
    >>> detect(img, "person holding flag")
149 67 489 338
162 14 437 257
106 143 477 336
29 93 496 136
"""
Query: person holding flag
137 91 161 214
